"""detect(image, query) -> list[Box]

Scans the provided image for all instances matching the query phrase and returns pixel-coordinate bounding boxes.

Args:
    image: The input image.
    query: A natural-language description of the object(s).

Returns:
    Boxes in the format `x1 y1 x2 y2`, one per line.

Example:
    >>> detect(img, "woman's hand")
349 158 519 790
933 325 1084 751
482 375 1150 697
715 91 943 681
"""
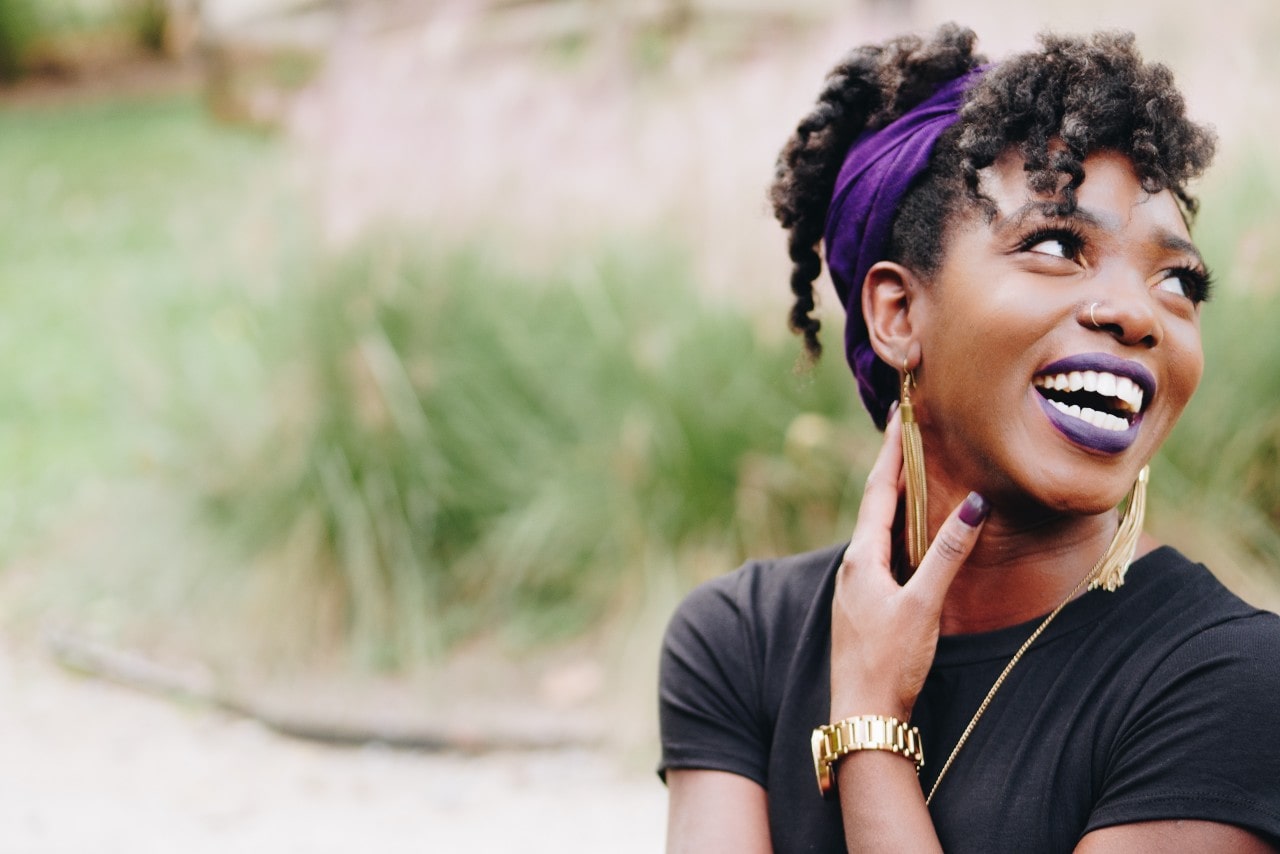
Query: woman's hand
829 407 990 722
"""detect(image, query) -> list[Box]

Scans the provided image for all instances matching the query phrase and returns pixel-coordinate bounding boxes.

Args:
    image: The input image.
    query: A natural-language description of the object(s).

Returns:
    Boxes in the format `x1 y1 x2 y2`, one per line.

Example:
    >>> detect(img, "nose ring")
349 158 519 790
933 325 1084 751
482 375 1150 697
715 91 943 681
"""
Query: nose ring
1089 301 1102 329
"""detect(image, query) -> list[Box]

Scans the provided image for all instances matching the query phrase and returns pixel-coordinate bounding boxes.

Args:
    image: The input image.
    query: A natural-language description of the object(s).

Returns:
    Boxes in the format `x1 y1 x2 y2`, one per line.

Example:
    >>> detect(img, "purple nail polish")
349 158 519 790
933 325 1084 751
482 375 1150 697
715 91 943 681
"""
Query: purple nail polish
958 492 990 527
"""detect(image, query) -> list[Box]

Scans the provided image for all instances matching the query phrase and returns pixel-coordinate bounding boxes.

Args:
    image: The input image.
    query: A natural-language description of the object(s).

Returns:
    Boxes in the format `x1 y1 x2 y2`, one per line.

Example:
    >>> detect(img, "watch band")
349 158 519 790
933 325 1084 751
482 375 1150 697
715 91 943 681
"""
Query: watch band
811 714 923 796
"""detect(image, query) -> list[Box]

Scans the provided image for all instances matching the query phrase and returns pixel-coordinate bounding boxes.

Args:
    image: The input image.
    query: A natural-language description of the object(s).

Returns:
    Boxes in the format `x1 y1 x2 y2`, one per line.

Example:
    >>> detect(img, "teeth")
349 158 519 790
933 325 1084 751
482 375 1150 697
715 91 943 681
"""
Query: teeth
1033 369 1145 415
1049 399 1129 432
1119 378 1144 412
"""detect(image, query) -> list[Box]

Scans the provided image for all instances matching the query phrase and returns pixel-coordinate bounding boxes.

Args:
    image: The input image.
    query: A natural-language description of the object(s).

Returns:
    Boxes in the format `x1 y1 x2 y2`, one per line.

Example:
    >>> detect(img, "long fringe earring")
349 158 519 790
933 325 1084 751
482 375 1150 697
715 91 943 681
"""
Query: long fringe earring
900 362 928 569
1089 465 1149 592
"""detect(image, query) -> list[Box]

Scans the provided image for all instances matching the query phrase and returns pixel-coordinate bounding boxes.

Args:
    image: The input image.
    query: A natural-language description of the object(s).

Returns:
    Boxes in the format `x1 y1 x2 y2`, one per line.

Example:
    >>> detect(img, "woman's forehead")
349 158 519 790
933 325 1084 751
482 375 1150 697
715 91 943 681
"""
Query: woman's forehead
976 149 1191 242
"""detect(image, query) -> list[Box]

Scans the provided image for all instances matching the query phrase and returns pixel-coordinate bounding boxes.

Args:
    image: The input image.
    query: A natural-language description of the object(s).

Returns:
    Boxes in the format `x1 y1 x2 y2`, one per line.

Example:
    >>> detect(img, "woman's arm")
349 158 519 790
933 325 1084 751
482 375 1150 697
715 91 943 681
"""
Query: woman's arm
664 779 1280 854
1077 821 1277 853
826 411 987 851
666 769 772 854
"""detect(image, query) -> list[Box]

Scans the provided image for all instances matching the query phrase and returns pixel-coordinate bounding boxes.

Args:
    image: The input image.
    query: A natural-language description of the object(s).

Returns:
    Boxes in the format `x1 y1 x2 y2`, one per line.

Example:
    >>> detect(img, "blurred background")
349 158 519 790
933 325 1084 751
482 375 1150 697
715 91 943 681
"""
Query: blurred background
2 0 1280 850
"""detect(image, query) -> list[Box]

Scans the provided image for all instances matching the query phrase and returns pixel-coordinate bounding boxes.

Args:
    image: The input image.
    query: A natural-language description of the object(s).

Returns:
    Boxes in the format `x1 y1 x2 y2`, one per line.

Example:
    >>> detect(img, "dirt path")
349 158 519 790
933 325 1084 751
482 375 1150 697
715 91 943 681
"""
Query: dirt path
0 643 666 853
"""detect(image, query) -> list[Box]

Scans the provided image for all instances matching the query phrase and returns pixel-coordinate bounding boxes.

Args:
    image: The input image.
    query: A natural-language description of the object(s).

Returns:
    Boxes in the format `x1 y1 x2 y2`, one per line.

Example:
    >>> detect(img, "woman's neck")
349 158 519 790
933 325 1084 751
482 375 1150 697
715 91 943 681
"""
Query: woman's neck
916 485 1123 635
942 514 1116 634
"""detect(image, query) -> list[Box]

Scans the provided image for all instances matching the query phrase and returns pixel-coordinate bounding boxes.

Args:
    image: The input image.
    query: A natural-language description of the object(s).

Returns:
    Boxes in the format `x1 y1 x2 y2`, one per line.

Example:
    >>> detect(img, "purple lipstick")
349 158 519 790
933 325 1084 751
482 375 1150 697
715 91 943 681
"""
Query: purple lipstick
1031 353 1156 454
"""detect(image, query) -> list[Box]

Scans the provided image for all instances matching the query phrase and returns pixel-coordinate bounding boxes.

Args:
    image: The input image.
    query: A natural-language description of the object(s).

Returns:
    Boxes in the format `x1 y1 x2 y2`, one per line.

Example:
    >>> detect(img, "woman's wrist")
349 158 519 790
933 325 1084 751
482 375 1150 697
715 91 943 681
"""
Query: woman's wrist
829 690 913 724
812 714 923 796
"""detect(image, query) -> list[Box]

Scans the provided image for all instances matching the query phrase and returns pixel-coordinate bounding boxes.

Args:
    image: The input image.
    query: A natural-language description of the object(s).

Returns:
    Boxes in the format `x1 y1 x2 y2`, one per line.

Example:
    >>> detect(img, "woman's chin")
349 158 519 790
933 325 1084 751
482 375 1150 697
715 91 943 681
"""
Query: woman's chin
981 475 1134 524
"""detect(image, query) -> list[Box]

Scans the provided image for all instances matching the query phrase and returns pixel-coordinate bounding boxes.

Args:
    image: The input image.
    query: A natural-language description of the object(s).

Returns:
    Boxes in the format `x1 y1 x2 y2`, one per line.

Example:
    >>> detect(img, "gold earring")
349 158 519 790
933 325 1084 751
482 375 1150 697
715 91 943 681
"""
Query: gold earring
900 361 928 569
1089 465 1149 592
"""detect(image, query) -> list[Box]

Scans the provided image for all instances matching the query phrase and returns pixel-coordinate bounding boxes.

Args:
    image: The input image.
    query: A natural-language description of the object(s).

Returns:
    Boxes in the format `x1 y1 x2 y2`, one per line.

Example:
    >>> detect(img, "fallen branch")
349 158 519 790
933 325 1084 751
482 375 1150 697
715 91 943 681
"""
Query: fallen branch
45 631 598 753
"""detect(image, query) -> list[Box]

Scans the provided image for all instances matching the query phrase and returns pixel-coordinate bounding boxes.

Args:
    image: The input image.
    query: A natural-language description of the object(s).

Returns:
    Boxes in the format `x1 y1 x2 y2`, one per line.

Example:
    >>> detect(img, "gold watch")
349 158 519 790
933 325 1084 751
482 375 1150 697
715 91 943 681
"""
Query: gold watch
811 714 924 796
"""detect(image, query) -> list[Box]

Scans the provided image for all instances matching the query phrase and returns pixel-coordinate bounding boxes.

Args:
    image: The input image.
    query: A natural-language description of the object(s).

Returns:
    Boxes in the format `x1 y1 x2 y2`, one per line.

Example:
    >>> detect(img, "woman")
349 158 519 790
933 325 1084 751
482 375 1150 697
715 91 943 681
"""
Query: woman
658 25 1280 853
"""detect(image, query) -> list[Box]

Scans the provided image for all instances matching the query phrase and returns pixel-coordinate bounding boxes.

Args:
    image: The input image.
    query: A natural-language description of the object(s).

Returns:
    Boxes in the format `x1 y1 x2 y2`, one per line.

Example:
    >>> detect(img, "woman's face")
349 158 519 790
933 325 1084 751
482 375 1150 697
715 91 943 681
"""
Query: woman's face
910 149 1207 516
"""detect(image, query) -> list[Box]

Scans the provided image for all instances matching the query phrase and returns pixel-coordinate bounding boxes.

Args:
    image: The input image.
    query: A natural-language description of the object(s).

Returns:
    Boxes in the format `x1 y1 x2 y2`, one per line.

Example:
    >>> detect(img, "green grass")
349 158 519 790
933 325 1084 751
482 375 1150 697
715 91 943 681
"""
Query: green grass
191 239 873 665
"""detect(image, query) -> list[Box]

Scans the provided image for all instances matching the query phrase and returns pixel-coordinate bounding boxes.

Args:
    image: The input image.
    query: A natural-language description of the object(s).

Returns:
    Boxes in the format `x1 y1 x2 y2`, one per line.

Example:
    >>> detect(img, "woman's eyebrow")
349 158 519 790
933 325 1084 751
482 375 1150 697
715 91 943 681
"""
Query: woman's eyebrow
996 201 1111 233
1157 232 1207 268
996 203 1206 265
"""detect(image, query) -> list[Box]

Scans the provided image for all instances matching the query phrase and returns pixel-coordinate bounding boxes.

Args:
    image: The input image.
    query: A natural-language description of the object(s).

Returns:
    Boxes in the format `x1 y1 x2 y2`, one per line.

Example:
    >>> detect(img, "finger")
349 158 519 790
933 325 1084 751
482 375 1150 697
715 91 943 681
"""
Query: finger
906 492 989 608
841 410 905 580
852 407 905 539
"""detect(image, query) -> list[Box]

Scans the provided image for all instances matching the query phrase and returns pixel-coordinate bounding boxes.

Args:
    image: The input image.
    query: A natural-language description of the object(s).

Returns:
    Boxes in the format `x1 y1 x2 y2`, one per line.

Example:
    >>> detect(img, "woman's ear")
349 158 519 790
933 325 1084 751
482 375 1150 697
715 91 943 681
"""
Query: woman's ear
861 261 922 368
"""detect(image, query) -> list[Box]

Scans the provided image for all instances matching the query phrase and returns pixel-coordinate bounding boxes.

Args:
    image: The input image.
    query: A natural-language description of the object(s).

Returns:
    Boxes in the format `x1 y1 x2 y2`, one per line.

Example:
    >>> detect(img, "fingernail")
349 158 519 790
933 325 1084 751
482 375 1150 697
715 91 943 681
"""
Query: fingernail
958 492 990 527
888 401 900 419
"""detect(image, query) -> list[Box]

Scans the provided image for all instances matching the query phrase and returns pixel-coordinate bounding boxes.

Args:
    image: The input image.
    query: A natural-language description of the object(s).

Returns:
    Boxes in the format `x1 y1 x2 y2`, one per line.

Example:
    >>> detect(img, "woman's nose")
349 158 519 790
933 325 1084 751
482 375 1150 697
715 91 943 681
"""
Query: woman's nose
1079 279 1162 348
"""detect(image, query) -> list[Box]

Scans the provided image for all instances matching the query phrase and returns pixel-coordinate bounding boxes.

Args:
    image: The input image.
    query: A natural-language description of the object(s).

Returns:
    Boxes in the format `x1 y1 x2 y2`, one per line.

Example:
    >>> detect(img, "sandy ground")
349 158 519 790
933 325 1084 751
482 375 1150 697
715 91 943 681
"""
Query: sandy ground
0 643 667 854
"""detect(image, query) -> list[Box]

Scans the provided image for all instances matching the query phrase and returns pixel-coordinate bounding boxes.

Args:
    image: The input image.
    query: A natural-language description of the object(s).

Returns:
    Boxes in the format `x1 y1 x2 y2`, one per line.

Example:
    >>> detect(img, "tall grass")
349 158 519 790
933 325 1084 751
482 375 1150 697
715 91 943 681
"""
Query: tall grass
193 238 873 665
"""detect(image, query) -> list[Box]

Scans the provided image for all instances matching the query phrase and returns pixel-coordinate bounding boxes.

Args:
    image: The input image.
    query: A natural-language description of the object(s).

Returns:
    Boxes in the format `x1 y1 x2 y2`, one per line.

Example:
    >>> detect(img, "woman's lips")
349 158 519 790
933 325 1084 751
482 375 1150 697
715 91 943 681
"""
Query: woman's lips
1031 353 1156 454
1035 394 1141 453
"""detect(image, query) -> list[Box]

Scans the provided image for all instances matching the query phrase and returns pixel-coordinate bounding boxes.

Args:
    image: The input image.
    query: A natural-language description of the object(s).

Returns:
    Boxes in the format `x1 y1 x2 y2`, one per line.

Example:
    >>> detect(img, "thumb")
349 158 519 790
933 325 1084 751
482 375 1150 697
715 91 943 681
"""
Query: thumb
907 492 989 609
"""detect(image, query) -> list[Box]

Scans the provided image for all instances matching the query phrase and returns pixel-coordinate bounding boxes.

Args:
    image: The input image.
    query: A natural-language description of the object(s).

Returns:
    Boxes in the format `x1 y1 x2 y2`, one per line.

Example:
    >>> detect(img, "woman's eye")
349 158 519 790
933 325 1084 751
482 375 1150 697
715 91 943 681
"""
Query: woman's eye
1154 268 1212 303
1021 233 1081 260
1154 273 1189 297
1030 238 1071 258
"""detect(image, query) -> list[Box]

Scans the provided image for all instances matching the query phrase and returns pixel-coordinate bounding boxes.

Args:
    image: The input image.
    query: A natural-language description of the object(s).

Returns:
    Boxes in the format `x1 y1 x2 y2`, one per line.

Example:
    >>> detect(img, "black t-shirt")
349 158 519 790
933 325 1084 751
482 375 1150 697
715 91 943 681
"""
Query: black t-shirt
659 544 1280 852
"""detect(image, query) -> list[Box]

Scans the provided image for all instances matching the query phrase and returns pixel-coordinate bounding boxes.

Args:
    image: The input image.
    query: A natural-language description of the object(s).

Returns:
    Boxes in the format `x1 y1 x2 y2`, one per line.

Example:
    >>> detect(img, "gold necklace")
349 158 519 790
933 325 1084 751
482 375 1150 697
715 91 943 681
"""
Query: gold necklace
923 561 1097 805
921 464 1148 807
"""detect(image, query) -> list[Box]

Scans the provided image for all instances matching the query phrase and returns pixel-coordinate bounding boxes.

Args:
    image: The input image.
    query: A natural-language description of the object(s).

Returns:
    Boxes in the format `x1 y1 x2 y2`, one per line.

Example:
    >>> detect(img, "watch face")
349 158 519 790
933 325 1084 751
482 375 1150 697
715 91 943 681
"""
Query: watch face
811 728 833 796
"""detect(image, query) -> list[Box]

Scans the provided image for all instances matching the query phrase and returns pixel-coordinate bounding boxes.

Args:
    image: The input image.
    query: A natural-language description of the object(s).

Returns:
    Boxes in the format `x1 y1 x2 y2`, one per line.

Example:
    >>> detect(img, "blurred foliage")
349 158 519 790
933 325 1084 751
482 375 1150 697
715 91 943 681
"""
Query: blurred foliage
130 0 168 53
193 240 873 665
0 0 37 80
0 0 172 79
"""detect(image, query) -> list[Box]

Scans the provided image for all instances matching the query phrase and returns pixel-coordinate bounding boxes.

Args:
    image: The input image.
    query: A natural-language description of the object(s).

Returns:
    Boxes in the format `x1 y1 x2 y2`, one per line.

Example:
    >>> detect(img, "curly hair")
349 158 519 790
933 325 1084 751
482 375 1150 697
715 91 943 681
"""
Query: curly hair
770 24 1217 363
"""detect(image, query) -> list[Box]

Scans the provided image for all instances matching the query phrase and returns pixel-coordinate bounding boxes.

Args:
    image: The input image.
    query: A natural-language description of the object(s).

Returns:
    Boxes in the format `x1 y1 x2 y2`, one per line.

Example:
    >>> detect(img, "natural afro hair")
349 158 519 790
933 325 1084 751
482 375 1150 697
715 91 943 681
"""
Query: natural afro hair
770 24 1216 364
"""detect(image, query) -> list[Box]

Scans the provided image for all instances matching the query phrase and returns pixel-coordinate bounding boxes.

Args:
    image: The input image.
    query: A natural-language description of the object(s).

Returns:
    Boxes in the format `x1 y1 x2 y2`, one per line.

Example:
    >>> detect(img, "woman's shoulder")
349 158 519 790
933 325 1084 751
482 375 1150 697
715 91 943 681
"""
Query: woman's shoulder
1114 545 1280 689
1083 550 1280 842
660 542 845 693
1128 545 1278 625
658 544 846 780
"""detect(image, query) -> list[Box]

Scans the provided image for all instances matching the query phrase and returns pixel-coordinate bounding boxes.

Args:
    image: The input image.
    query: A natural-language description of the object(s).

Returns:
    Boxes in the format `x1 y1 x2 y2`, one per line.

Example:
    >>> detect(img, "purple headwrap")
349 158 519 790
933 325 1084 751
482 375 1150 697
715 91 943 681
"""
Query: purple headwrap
823 66 987 428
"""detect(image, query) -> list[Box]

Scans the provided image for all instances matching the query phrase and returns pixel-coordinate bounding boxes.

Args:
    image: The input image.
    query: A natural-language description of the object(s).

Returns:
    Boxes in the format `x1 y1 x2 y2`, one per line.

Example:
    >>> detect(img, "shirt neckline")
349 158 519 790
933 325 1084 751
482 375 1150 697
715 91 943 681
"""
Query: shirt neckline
930 546 1175 667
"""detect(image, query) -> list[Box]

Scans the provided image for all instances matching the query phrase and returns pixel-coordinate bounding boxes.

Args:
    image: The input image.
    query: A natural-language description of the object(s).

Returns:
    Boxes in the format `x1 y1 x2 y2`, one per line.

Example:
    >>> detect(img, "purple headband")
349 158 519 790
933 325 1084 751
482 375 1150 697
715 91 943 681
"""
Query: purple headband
823 66 987 428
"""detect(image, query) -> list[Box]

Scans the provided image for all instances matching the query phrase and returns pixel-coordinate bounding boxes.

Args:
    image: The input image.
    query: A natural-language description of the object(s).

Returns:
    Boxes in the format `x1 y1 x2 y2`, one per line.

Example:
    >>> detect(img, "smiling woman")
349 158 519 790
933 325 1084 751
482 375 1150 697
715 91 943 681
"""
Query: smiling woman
658 24 1280 854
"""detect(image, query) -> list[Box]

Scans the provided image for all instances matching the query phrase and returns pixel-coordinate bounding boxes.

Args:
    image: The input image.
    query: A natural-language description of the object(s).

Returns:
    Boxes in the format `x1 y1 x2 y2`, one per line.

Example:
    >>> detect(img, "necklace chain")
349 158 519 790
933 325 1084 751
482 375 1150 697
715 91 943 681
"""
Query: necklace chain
923 557 1104 806
920 466 1147 805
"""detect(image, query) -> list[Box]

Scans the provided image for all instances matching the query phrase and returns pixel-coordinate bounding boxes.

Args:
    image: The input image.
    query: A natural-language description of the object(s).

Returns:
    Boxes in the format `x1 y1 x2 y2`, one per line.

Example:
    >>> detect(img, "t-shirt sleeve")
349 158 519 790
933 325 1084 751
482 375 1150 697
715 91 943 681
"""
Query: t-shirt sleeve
657 566 770 787
1085 612 1280 843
